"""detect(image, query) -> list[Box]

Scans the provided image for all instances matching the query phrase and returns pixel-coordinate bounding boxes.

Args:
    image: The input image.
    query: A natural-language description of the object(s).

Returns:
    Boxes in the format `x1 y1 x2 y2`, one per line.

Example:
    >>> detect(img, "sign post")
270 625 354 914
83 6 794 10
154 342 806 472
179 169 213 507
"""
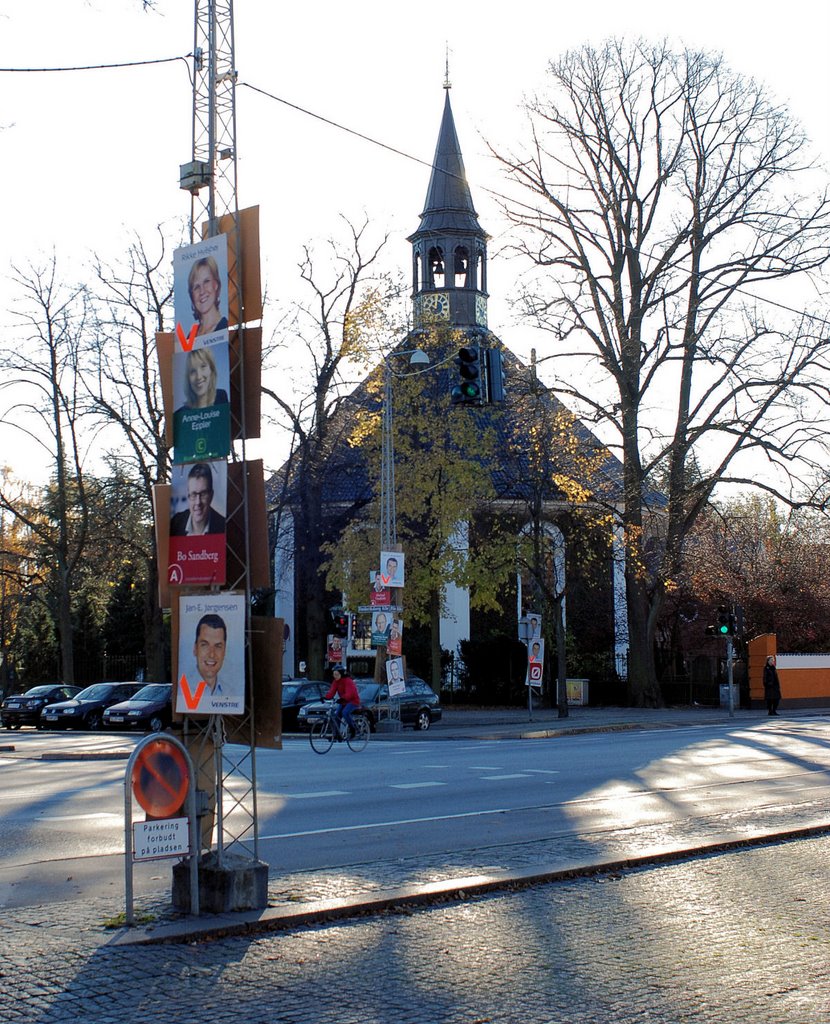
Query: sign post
124 733 200 924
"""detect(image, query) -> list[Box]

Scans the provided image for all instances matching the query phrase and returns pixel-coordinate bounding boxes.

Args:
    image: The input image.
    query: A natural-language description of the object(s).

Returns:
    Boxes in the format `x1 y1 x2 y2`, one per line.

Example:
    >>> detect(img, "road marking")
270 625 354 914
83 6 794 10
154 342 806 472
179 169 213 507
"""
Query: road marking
39 812 121 822
526 769 560 775
285 791 349 800
259 805 511 840
480 774 531 780
390 781 446 789
469 766 503 770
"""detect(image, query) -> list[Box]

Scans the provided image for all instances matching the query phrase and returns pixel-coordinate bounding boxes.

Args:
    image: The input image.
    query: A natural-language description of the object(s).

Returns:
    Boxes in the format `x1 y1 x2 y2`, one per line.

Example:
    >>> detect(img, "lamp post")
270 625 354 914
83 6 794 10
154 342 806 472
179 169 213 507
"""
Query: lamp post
380 348 429 550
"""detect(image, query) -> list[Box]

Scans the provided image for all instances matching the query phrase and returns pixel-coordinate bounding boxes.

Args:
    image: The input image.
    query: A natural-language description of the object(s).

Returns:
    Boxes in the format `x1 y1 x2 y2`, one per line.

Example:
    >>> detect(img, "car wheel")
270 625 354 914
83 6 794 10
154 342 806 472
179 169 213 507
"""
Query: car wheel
36 721 44 731
415 709 432 731
86 712 103 731
148 716 165 733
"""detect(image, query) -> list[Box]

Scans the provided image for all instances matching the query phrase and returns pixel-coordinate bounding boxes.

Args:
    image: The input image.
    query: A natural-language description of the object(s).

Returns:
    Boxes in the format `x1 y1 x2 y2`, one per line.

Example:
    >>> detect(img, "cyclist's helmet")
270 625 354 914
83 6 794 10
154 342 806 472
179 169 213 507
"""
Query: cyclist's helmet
331 664 345 673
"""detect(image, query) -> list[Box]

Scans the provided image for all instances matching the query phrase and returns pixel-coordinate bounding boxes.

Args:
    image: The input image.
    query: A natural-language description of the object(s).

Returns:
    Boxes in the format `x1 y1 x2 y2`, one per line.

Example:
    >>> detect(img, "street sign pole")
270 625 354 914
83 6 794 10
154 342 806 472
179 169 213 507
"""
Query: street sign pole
726 635 735 719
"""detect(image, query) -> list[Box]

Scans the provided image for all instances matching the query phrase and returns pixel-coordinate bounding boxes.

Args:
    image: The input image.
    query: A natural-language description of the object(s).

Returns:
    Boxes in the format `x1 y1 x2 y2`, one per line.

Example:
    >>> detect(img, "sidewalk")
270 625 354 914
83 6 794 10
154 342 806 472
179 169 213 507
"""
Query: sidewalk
117 701 830 944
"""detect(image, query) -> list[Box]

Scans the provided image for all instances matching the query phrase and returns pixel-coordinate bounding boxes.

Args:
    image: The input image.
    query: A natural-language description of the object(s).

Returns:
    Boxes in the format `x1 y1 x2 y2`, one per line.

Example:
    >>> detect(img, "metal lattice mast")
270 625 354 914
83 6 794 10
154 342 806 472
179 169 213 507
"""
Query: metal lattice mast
183 0 259 864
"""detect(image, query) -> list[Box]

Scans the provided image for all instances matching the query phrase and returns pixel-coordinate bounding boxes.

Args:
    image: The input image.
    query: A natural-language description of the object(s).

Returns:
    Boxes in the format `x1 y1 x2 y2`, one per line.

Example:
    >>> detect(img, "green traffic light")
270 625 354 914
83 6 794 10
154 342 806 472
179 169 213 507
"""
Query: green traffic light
718 624 729 634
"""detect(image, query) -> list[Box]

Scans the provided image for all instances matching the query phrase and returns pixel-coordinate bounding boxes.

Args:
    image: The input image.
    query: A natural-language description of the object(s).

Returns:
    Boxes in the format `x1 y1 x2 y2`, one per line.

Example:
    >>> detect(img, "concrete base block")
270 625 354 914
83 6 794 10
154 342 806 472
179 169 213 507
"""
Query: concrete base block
375 719 402 733
173 852 269 914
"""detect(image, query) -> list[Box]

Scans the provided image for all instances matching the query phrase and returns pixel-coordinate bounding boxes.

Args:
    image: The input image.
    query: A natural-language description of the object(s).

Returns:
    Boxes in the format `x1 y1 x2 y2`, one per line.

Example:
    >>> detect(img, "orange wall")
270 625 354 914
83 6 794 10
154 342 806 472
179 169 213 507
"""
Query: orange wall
748 634 830 705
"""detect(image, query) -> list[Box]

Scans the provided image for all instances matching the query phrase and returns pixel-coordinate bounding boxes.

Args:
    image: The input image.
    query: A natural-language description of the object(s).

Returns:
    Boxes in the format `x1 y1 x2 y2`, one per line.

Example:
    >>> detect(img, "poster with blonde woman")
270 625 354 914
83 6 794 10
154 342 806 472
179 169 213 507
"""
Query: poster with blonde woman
172 340 231 463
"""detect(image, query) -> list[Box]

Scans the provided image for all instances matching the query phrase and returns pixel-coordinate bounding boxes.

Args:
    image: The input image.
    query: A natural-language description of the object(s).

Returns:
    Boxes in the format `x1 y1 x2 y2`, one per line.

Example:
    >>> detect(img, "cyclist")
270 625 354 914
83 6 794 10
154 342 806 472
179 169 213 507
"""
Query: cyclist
325 664 361 739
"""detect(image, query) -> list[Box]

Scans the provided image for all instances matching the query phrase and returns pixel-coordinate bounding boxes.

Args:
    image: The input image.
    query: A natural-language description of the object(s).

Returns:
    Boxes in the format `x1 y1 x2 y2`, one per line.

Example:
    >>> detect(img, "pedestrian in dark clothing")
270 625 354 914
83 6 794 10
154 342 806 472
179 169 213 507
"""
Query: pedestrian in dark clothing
763 655 782 716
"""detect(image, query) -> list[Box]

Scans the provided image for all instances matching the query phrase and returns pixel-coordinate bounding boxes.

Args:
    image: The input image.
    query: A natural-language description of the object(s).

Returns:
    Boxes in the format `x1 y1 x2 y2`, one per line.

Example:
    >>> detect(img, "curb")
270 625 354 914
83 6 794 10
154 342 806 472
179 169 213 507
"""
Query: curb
113 820 830 947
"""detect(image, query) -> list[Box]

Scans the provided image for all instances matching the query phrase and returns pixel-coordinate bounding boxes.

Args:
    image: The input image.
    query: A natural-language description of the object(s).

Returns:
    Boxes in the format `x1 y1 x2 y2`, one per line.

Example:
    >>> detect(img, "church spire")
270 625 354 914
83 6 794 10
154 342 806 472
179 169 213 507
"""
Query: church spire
408 87 489 330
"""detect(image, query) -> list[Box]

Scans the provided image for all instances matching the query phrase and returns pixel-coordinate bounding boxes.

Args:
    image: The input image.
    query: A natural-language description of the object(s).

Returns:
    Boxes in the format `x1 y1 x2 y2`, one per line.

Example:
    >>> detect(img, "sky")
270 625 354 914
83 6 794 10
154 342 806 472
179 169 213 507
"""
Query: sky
1 0 829 479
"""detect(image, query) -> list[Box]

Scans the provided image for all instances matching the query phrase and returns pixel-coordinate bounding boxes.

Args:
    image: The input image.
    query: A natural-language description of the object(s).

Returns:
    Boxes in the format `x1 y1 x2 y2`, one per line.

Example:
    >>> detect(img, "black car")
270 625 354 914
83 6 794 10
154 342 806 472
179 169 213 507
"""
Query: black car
101 683 172 733
1 684 82 730
40 682 145 730
296 676 442 732
281 679 329 732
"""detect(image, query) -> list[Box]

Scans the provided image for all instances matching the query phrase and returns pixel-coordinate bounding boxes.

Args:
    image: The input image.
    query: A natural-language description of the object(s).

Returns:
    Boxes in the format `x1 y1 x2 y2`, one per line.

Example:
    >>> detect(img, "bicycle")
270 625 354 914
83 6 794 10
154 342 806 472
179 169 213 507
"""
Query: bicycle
308 701 370 754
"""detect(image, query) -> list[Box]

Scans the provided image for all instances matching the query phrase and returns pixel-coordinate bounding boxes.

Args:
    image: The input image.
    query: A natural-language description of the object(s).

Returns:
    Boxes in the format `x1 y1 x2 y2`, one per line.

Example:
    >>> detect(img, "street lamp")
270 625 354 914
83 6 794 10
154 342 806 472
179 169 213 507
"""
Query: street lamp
380 348 430 549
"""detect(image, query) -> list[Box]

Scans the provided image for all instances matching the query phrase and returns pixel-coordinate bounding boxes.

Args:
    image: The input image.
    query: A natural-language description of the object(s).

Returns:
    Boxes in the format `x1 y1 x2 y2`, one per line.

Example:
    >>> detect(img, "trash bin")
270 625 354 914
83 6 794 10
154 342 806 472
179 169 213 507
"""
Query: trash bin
719 683 739 708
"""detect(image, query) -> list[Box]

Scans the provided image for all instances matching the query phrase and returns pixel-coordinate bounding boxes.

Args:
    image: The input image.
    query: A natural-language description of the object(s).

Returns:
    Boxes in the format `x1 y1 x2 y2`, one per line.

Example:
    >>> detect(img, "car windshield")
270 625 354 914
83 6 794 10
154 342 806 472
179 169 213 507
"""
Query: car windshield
25 686 58 697
282 685 301 703
132 684 170 702
74 684 113 700
356 682 381 703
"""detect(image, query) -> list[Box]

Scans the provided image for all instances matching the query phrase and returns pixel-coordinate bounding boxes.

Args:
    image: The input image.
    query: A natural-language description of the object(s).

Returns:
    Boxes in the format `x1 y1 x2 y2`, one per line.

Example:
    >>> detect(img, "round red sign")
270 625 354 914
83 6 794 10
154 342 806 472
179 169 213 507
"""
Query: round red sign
131 739 190 818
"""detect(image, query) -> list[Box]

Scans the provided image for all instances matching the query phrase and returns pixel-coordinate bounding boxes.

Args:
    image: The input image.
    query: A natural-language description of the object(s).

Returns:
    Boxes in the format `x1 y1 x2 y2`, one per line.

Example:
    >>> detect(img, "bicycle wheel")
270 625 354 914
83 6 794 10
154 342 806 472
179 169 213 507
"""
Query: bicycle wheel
347 715 369 752
309 717 335 754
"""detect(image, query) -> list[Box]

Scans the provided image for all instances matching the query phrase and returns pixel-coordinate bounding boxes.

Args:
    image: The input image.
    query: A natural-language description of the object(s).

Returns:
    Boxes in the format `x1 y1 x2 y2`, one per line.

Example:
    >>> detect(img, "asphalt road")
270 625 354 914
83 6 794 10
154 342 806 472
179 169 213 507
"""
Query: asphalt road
3 716 830 909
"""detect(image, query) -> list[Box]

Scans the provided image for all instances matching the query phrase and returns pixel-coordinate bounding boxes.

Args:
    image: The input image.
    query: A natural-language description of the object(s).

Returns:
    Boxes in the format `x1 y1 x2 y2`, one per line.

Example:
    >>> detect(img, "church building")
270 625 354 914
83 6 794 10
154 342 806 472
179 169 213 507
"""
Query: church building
271 85 629 700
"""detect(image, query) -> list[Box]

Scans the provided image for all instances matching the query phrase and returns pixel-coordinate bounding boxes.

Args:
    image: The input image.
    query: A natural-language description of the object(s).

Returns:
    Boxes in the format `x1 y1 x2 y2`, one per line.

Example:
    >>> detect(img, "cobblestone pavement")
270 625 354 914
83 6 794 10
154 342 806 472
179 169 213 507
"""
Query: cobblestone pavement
4 710 830 1022
1 806 830 1024
2 832 829 1024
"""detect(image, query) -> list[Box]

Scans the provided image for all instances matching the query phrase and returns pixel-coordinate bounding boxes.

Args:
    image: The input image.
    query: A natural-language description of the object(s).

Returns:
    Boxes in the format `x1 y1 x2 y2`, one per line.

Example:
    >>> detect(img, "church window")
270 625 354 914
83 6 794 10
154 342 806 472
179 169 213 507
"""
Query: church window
454 246 469 288
428 246 445 289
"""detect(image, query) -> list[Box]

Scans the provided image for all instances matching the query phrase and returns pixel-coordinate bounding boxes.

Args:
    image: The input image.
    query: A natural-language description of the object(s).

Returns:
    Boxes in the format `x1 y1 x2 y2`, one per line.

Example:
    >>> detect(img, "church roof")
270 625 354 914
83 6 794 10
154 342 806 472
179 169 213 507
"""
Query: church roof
268 342 626 514
409 89 485 240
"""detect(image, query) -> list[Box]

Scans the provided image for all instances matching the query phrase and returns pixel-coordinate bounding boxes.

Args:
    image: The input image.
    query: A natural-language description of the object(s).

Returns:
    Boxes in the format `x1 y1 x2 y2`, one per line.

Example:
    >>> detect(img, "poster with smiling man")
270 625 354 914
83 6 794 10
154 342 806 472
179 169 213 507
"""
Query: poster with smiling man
177 592 245 715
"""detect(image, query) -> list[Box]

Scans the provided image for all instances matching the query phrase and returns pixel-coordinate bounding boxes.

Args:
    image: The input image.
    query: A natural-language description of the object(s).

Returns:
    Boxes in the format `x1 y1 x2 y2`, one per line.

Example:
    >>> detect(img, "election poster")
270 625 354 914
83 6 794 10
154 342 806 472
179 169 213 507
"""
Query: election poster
177 592 245 715
167 460 227 586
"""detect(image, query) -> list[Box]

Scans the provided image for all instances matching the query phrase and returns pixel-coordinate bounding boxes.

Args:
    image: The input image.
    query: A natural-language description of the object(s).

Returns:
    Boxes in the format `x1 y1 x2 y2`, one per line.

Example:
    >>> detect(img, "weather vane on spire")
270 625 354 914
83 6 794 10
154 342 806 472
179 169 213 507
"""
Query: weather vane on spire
444 44 451 90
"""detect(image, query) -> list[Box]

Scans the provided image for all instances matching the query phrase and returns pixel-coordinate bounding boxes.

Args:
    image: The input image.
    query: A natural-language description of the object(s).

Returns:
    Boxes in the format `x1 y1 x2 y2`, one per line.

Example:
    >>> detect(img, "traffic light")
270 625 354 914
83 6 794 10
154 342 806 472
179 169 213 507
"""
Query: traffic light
706 604 738 637
330 608 349 638
485 348 505 403
451 346 481 405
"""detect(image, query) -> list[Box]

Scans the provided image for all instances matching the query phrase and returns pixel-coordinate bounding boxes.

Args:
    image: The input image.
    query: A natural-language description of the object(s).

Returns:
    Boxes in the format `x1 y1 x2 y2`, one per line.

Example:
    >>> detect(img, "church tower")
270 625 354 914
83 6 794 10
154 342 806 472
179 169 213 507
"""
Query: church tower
408 83 490 334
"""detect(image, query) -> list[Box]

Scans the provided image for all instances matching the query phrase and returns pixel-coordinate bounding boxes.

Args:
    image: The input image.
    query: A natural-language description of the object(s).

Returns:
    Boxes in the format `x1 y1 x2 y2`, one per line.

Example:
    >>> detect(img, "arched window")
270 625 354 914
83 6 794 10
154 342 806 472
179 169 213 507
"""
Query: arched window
428 246 445 289
453 246 469 288
476 249 487 294
413 249 421 292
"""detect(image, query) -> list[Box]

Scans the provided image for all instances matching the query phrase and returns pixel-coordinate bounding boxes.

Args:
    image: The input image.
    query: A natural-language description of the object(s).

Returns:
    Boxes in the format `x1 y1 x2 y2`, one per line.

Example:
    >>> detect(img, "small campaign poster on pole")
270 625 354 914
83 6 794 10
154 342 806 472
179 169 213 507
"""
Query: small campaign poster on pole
386 656 405 697
371 610 392 648
369 570 391 607
168 460 227 586
387 617 403 657
519 612 543 642
526 637 545 686
177 592 246 715
379 551 405 589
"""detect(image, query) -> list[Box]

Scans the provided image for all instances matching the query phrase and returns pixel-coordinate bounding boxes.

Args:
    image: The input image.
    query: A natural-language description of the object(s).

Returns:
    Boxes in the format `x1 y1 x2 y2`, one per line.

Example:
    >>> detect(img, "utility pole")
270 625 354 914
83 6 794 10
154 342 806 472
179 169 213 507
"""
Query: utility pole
178 0 260 873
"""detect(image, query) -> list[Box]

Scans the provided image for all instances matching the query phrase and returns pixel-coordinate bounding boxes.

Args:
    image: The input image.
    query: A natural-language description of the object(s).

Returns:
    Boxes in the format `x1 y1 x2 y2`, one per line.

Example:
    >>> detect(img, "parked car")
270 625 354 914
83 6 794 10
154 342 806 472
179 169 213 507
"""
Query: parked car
281 679 329 732
40 682 145 730
1 684 82 730
296 676 442 732
101 683 172 733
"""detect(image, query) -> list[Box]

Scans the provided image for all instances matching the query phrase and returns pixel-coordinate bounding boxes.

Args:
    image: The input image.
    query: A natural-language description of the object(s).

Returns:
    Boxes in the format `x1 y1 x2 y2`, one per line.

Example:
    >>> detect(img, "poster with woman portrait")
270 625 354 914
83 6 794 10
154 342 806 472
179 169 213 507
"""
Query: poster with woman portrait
172 337 231 463
173 235 230 346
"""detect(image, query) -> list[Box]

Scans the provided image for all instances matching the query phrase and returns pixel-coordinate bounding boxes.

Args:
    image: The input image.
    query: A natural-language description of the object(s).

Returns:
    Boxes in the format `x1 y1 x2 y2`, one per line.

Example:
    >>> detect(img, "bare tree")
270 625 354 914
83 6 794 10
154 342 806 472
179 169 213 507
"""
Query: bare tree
82 229 175 681
0 259 92 684
494 40 830 704
264 217 405 678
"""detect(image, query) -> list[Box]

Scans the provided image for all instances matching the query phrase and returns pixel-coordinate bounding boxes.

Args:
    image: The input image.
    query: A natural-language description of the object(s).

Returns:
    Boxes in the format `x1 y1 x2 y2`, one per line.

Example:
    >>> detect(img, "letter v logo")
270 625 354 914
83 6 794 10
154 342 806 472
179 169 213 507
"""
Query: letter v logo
176 322 199 351
179 673 207 710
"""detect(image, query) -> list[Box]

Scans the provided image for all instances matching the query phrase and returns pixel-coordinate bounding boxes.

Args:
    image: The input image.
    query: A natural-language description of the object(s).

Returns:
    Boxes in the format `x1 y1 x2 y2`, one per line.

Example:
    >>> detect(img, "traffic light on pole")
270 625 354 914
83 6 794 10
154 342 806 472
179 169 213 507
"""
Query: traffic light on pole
717 606 731 636
451 346 481 405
